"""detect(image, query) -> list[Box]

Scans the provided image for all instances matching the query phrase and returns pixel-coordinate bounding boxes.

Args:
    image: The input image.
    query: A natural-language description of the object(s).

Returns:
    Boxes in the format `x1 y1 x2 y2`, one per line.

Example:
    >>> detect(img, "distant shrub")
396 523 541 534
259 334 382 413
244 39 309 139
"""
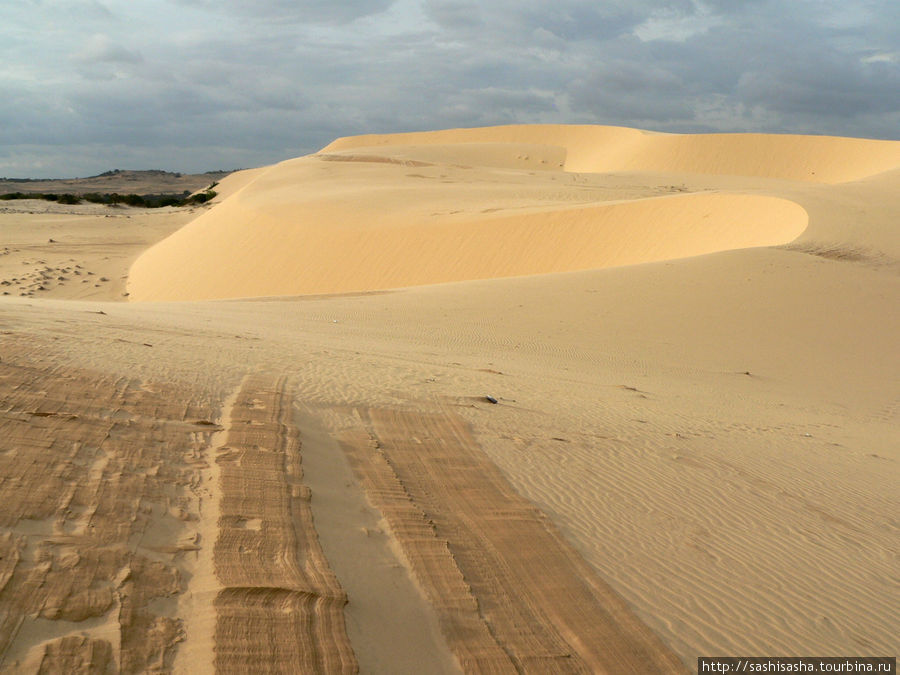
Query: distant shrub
1 189 218 208
122 194 147 207
186 190 217 205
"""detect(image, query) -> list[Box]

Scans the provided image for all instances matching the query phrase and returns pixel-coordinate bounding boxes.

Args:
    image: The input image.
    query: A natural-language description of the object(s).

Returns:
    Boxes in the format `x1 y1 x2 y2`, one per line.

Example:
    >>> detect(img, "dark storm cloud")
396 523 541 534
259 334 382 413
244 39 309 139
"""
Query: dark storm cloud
560 1 900 134
567 58 693 123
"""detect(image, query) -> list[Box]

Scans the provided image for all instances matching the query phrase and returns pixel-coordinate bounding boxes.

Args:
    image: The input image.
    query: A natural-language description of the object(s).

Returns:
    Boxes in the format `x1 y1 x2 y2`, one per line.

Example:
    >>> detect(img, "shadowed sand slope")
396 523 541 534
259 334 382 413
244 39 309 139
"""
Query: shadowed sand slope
122 124 868 302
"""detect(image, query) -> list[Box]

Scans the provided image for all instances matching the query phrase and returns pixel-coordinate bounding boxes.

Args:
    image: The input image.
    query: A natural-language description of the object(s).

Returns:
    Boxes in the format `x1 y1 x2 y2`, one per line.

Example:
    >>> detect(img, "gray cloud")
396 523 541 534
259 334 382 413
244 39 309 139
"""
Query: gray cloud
423 0 481 29
74 34 143 65
738 60 900 118
1 0 897 177
425 0 667 42
173 0 396 24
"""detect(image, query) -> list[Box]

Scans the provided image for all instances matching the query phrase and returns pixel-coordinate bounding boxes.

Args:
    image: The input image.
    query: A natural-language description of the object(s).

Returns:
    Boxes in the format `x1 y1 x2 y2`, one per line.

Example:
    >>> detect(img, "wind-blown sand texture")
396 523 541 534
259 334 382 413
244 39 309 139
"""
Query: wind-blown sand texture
1 125 898 672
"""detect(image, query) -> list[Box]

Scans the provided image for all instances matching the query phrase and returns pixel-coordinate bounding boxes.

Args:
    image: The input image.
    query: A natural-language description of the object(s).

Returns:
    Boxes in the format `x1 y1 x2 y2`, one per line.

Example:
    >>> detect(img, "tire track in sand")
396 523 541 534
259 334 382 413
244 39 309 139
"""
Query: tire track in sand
337 406 687 673
0 343 220 672
211 374 357 673
0 349 358 672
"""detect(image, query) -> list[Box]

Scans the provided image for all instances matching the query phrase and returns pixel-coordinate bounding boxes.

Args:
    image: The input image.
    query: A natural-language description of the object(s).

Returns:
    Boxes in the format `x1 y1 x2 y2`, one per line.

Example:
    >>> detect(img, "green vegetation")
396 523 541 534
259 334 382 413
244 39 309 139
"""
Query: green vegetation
0 189 218 208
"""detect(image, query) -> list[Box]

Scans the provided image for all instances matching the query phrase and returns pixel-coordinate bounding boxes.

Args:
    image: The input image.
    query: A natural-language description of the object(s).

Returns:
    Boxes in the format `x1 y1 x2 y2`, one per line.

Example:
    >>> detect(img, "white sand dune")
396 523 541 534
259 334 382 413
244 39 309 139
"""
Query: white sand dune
2 125 898 671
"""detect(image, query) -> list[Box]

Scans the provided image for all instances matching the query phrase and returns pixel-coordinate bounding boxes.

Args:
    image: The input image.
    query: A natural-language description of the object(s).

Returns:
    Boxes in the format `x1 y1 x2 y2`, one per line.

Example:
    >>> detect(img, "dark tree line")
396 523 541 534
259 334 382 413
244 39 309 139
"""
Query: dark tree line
0 189 218 208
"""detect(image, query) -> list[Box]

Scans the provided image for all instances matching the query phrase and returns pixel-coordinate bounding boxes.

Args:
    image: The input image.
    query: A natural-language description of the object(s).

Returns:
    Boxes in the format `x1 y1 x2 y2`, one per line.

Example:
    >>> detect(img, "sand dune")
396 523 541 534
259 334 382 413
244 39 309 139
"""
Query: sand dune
125 123 900 302
128 187 807 300
323 124 900 183
2 125 898 672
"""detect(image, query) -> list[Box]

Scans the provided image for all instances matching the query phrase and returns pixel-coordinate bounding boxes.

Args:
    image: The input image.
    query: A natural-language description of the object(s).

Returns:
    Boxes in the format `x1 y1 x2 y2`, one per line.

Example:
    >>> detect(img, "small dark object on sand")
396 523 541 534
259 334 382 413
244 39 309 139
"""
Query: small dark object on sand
48 238 56 243
484 395 498 404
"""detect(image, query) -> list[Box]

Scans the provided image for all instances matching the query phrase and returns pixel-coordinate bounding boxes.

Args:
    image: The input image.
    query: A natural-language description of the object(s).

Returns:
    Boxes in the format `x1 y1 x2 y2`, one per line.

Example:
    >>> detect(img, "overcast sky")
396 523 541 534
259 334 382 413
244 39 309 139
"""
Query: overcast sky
2 0 898 177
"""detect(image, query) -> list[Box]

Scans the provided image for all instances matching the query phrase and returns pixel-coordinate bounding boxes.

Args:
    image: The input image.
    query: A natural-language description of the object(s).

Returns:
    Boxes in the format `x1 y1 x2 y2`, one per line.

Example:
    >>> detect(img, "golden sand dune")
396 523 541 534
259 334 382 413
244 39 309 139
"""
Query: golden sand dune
129 187 807 301
324 124 900 182
125 124 900 301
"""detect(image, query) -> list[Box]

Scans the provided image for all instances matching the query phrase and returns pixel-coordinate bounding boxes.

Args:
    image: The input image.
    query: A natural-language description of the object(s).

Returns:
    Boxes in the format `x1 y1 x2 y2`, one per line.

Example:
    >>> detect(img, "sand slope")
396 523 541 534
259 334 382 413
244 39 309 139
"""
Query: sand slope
129 185 807 300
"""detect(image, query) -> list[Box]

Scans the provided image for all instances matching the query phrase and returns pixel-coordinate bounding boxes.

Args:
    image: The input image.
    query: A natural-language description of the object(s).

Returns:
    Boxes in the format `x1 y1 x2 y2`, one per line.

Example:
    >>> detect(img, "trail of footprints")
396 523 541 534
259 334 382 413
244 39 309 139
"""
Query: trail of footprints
0 251 110 296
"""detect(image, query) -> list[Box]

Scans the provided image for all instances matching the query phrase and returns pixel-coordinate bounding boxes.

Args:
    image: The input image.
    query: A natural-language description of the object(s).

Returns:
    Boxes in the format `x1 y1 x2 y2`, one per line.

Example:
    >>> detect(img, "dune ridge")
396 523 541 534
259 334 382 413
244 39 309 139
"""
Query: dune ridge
323 124 900 183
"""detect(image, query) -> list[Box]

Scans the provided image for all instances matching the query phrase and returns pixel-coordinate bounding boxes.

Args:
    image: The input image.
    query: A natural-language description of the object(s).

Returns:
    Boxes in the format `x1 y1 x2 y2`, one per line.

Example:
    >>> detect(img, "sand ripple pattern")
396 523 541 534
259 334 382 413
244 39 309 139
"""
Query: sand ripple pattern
212 375 357 673
338 406 686 673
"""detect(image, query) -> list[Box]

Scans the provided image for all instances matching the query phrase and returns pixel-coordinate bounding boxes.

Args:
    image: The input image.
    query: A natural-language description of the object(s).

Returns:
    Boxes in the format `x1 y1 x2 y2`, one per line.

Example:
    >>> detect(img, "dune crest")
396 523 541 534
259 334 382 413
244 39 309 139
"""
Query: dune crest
324 124 900 183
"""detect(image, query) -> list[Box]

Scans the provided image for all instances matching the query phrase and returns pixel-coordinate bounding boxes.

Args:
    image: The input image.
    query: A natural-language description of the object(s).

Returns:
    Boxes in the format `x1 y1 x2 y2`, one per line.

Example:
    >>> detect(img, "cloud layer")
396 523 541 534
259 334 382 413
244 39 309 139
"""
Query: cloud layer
2 0 897 176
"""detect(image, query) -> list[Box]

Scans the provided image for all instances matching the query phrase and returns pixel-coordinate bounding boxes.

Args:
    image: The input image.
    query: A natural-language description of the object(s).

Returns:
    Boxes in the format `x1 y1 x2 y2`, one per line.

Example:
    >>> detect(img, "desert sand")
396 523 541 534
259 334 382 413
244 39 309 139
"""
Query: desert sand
1 125 897 672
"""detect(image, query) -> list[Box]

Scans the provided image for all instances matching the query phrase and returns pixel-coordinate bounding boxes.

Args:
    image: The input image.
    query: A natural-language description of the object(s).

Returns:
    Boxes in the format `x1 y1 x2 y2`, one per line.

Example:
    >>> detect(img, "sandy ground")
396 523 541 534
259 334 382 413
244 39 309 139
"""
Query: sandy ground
0 200 203 301
0 125 897 672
